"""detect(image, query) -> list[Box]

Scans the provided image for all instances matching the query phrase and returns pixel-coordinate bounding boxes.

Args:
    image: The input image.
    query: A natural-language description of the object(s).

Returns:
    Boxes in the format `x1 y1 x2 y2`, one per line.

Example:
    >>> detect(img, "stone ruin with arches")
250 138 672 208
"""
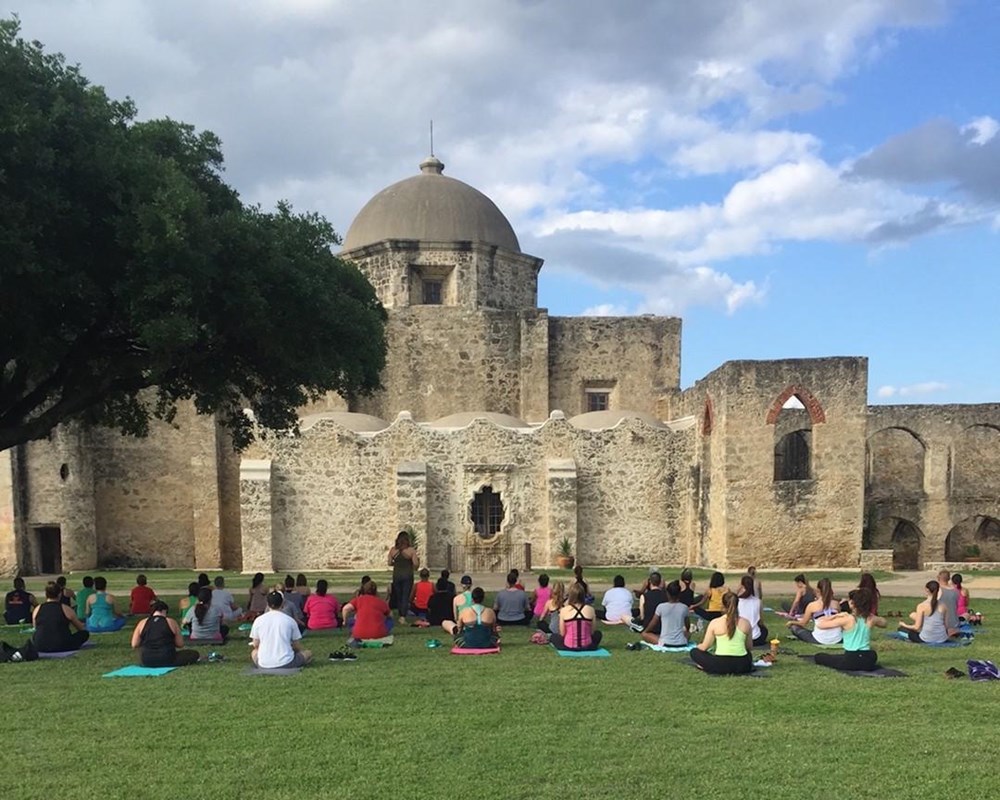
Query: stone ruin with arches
2 156 998 575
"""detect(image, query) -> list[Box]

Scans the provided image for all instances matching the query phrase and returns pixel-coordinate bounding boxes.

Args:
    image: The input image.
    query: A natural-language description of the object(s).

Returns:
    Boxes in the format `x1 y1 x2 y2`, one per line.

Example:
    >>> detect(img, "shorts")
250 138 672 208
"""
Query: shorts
261 650 307 670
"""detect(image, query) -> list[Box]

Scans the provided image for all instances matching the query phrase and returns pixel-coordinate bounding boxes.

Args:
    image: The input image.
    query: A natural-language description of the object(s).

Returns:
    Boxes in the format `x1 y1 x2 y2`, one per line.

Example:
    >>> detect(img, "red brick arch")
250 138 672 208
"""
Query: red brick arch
765 385 826 425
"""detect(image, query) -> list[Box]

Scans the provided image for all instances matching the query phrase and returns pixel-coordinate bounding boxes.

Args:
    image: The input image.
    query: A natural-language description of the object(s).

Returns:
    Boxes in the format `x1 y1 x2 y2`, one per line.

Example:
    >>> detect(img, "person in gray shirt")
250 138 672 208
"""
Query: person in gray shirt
936 570 961 636
493 571 532 625
640 581 689 647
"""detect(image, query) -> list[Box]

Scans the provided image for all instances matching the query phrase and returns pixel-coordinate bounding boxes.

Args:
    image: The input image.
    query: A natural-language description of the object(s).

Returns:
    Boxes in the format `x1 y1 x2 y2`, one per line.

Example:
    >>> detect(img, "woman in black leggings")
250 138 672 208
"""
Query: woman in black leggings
691 591 752 675
813 588 885 671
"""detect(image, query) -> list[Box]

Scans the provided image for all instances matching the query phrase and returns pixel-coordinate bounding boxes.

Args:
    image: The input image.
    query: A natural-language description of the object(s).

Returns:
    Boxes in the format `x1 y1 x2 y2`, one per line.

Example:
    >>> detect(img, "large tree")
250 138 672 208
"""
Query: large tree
0 19 386 452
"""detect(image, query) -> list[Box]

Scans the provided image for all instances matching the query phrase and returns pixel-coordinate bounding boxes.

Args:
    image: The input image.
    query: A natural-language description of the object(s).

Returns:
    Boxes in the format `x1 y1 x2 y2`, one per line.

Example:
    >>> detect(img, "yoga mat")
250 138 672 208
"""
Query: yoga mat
38 642 96 659
554 647 611 658
103 666 176 678
886 632 971 647
639 642 696 652
798 655 907 678
242 666 303 676
451 646 500 655
682 658 769 677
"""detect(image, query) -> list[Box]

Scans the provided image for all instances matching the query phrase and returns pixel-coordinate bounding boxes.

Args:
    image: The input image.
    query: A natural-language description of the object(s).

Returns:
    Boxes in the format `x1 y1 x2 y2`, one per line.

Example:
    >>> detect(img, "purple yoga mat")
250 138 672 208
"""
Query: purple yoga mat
38 641 96 659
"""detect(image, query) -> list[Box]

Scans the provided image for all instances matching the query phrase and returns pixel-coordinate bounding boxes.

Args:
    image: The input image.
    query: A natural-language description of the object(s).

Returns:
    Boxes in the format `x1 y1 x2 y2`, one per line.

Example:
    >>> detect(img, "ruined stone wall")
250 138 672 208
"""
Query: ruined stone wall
15 424 97 572
240 414 695 572
353 307 527 422
0 449 19 576
865 404 1000 566
687 358 868 569
547 316 682 417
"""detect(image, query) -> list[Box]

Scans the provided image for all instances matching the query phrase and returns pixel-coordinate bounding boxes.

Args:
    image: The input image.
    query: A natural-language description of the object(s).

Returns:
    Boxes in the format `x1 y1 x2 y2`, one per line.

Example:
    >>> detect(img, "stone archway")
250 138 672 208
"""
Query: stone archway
871 516 924 570
945 515 1000 561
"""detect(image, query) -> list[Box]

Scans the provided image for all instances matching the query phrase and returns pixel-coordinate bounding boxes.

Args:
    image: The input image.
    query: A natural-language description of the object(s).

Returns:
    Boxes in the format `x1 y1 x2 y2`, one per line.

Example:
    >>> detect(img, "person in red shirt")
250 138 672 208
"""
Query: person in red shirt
342 580 393 644
410 569 435 625
129 574 157 615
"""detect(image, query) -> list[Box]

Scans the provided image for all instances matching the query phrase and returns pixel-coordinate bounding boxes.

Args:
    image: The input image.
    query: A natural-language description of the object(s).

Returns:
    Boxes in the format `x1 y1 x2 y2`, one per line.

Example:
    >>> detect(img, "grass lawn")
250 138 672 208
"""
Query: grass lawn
1 593 998 799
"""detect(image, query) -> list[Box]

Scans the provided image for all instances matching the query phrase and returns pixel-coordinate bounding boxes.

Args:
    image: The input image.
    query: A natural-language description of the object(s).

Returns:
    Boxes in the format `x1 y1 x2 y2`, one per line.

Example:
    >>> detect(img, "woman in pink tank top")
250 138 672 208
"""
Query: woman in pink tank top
551 583 603 651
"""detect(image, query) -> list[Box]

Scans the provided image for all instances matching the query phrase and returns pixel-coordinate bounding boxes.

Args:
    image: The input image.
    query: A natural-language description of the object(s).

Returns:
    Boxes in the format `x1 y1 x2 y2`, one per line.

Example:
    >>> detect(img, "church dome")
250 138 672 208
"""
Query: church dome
342 156 521 253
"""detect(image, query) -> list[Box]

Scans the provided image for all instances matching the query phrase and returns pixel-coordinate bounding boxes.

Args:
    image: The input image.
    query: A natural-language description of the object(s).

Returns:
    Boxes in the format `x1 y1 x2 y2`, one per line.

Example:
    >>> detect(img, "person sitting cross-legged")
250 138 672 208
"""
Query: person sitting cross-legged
691 591 753 675
183 586 229 643
598 574 635 625
132 601 200 668
640 580 689 648
32 581 89 653
813 587 885 671
343 580 393 645
442 587 499 649
493 571 532 626
250 591 312 669
550 582 604 652
85 576 126 633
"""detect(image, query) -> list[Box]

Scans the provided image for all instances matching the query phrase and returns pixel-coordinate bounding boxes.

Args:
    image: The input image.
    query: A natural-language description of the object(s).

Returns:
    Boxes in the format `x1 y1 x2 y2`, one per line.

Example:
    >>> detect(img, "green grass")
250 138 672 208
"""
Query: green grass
2 594 998 799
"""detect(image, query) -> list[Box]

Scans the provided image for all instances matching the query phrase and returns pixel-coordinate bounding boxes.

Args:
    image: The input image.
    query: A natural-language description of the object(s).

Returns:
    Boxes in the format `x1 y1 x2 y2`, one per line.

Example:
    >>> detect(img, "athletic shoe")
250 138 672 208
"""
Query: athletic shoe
627 620 644 633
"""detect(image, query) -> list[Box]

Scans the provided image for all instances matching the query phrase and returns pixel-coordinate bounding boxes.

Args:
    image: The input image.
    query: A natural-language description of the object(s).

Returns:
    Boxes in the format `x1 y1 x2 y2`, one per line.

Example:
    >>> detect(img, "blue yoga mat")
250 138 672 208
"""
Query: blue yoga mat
886 632 971 647
103 666 176 678
554 647 611 658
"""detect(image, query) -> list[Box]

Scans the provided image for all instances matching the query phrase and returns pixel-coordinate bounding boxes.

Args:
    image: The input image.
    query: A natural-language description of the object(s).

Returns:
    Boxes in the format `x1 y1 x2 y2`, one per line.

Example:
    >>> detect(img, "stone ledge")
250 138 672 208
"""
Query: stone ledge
924 561 1000 572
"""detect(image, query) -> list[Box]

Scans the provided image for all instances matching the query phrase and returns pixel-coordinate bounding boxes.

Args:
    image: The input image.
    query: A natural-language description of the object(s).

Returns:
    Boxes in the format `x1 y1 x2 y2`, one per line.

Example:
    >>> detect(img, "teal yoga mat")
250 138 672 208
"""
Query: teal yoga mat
103 666 176 678
554 647 611 658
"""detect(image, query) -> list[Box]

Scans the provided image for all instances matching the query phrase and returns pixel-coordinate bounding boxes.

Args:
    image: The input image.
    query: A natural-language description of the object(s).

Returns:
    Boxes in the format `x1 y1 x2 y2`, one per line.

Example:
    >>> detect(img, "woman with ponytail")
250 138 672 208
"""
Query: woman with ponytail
691 591 752 674
183 586 229 643
787 577 842 645
813 588 885 671
899 581 949 644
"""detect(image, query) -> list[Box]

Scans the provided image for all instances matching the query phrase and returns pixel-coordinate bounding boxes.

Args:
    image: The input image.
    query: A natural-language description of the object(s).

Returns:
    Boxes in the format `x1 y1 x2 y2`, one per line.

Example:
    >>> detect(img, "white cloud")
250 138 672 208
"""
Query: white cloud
962 116 1000 146
876 382 949 399
580 303 628 317
673 130 820 175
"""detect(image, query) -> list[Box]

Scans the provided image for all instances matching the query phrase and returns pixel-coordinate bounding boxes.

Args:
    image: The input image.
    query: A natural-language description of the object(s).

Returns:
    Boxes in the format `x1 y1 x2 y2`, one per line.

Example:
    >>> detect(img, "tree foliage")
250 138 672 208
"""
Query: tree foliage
0 19 387 451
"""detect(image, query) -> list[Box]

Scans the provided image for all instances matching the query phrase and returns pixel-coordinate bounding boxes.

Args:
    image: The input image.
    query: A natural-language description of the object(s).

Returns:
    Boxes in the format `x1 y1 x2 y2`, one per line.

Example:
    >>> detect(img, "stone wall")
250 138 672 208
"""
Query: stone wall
0 449 17 576
685 358 869 569
353 307 528 422
240 412 696 572
343 240 542 311
547 316 682 417
865 404 1000 566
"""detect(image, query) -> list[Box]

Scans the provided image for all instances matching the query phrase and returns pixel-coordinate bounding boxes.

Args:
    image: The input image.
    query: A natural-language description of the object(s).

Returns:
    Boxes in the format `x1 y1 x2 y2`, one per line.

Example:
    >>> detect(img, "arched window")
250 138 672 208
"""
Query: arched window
774 429 811 481
470 486 505 539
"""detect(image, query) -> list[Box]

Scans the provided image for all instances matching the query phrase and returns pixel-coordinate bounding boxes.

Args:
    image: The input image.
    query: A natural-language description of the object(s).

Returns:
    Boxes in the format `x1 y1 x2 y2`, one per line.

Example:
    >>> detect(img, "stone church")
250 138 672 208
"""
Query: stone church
3 156 999 576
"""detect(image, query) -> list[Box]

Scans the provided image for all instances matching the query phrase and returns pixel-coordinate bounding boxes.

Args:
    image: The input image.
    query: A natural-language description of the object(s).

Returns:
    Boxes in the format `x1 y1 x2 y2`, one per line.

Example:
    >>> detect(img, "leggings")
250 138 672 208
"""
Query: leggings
814 649 878 671
550 630 603 651
690 648 752 675
143 649 200 667
789 625 823 644
694 608 722 621
902 628 942 644
38 629 90 652
752 623 769 647
391 577 413 618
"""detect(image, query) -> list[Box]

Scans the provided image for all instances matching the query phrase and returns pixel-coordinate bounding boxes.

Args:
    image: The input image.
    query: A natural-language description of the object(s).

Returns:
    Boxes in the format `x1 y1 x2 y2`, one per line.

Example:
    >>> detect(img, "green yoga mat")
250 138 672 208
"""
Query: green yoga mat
103 666 176 678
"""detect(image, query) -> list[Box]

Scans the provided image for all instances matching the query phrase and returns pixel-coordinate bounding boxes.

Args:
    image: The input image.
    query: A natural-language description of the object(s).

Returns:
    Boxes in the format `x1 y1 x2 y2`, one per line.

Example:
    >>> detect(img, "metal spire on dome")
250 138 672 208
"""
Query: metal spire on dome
420 120 444 174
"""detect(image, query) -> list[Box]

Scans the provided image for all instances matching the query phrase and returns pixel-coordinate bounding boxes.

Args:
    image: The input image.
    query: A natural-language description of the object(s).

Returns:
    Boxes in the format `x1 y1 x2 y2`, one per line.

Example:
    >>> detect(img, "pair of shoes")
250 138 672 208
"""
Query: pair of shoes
945 667 965 679
329 647 358 662
625 642 641 651
347 638 362 649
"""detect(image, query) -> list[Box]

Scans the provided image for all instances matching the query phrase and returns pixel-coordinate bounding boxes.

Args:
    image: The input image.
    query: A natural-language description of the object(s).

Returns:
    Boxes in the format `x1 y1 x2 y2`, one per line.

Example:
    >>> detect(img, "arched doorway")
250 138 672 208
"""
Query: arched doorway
945 515 1000 561
870 516 924 570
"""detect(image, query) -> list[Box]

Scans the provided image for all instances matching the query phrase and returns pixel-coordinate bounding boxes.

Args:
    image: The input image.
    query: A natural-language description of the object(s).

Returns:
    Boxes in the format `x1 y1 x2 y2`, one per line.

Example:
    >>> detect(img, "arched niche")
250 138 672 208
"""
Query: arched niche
866 427 926 497
870 516 924 570
952 425 1000 498
945 515 1000 561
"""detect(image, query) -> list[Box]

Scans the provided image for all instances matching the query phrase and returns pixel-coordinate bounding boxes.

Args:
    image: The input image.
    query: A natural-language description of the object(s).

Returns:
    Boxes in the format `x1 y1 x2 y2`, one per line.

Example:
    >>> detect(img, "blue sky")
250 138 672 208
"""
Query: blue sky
8 0 999 403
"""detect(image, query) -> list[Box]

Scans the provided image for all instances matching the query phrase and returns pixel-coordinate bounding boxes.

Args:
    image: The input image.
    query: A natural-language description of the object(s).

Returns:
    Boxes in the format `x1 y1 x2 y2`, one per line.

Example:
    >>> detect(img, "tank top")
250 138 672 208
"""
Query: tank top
139 615 177 666
810 604 843 645
461 604 494 649
33 602 73 652
563 605 593 649
533 587 552 618
392 549 414 581
956 589 969 617
706 588 725 613
842 617 871 652
919 605 948 643
88 592 116 627
713 626 748 657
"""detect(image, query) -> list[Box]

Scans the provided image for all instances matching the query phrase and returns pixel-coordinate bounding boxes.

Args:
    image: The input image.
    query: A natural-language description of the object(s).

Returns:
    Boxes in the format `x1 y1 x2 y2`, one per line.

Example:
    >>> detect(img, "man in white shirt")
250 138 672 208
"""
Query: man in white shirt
211 576 242 621
249 591 312 669
599 575 635 625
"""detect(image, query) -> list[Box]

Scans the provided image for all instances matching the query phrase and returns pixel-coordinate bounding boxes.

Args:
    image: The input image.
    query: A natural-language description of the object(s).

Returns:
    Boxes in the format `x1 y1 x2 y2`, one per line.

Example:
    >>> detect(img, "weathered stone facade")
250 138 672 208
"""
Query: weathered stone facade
4 157 999 574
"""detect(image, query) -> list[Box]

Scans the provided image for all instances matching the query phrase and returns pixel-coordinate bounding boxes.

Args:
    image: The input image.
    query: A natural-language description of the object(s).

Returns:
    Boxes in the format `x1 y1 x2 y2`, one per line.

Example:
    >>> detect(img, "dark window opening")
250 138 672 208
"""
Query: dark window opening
422 280 443 305
36 526 62 574
470 486 505 539
774 429 811 481
586 391 610 412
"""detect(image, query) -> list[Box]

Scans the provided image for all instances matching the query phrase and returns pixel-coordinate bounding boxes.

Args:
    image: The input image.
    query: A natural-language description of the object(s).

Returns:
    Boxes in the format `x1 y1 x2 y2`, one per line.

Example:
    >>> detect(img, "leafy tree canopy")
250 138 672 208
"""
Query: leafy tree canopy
0 19 387 452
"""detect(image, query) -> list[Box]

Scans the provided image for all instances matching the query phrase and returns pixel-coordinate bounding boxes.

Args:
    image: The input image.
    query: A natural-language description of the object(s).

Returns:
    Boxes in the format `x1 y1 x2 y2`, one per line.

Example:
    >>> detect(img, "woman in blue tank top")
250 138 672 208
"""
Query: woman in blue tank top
813 587 885 671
